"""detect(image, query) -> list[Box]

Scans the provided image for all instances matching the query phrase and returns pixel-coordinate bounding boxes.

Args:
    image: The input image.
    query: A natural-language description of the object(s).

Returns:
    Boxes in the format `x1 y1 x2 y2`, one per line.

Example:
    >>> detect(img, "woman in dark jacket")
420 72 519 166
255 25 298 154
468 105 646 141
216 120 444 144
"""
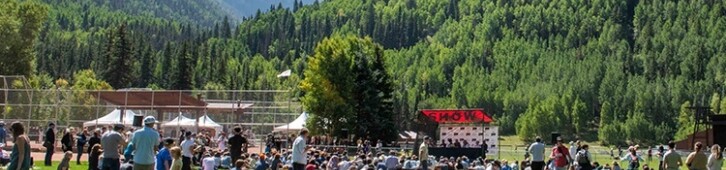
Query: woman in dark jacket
60 128 74 152
87 129 101 155
76 129 88 165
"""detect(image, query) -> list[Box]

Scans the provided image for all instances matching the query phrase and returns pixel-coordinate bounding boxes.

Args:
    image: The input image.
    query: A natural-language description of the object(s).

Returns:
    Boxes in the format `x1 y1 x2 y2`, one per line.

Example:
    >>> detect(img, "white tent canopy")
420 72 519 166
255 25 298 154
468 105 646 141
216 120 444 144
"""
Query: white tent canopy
197 114 223 132
83 109 138 127
161 114 195 127
273 112 308 132
162 114 223 132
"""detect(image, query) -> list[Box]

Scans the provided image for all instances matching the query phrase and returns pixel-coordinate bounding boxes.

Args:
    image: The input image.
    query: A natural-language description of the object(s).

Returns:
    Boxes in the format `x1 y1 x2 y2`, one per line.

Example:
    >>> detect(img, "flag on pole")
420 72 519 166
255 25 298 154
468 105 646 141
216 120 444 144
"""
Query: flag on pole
277 69 291 78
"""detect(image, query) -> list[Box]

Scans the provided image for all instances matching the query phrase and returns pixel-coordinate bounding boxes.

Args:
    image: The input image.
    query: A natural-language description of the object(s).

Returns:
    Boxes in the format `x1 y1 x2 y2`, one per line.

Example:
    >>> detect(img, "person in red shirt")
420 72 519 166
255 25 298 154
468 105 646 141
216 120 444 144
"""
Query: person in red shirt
550 137 572 170
305 159 316 170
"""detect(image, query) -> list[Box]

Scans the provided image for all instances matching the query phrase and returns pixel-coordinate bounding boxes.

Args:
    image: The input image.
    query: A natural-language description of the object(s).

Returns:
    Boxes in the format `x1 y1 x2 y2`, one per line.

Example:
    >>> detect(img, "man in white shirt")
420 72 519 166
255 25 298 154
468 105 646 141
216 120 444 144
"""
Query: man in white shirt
569 141 579 164
180 131 196 170
419 137 430 170
385 150 400 170
528 137 546 170
292 128 310 170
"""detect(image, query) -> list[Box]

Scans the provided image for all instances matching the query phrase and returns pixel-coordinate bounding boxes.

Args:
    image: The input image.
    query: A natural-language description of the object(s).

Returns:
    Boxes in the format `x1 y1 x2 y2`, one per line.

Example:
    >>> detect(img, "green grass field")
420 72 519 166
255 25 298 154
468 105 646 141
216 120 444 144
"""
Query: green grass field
18 161 89 170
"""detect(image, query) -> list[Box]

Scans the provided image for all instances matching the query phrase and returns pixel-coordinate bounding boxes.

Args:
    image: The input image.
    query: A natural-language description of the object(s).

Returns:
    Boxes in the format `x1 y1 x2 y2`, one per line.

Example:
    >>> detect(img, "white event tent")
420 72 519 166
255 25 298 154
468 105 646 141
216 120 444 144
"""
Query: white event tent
273 112 308 133
162 114 223 133
83 109 138 127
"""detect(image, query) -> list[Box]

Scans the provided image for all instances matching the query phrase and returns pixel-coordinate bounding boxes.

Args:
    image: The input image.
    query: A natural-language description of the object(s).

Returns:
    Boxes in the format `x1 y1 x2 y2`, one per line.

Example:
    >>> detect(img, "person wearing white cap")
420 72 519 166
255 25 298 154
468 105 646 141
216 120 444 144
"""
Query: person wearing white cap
131 116 161 170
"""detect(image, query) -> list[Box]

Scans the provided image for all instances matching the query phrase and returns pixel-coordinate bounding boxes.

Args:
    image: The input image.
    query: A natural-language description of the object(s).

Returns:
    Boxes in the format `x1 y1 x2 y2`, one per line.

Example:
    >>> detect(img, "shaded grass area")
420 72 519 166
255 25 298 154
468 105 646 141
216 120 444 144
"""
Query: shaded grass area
26 161 87 170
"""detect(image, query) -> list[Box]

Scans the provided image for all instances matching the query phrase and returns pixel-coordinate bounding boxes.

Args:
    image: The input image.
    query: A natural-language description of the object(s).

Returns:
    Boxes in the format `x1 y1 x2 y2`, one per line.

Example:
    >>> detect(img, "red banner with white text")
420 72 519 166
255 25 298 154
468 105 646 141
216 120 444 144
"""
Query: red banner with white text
421 109 493 124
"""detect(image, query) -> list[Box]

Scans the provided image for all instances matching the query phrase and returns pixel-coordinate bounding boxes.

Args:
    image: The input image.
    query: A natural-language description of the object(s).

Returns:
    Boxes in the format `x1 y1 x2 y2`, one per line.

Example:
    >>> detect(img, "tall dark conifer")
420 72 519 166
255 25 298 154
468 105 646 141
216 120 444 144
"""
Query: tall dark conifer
103 23 134 89
173 42 193 90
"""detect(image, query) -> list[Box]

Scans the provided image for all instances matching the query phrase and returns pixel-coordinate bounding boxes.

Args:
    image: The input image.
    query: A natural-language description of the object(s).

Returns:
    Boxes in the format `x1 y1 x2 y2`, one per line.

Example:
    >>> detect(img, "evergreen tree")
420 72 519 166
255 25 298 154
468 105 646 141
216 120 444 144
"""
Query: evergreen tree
103 23 135 89
138 45 154 87
173 42 193 90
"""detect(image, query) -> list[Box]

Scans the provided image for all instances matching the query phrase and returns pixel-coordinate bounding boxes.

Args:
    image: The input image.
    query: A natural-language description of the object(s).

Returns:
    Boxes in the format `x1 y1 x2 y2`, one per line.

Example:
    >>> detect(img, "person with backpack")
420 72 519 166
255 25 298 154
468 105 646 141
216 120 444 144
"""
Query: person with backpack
575 145 593 170
550 137 572 170
620 146 643 170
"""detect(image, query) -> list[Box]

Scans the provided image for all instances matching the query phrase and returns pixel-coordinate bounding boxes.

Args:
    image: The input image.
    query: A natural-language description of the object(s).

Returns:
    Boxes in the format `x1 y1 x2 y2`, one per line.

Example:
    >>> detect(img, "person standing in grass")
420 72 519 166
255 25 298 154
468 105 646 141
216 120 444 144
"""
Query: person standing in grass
181 131 196 170
550 137 572 170
7 122 31 170
419 136 430 170
132 116 161 170
620 146 643 170
45 122 56 166
170 146 183 170
101 124 127 170
61 127 75 153
686 142 708 170
89 144 103 170
529 137 546 170
292 128 310 170
706 144 722 170
156 138 175 170
88 129 102 157
77 129 89 165
662 141 681 170
656 145 665 170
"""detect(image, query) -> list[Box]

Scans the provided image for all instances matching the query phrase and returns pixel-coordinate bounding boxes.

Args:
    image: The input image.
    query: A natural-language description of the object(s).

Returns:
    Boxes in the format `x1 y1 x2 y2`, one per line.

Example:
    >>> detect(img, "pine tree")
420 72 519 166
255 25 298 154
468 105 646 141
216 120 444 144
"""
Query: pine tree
221 16 231 38
173 42 193 90
103 23 134 89
138 45 154 87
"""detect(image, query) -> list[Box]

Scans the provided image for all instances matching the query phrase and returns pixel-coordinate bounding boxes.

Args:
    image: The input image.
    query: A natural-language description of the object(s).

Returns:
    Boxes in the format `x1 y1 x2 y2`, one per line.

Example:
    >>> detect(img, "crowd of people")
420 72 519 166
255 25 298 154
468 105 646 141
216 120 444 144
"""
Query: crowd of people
1 119 725 170
523 137 724 170
33 115 255 170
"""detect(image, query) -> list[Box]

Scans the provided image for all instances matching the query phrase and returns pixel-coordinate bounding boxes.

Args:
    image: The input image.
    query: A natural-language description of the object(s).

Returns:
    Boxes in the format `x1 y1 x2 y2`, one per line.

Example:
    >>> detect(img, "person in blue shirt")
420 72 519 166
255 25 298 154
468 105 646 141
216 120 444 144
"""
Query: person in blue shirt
77 129 88 165
156 138 174 170
132 116 161 170
124 142 135 163
0 121 7 145
221 152 232 169
255 154 270 170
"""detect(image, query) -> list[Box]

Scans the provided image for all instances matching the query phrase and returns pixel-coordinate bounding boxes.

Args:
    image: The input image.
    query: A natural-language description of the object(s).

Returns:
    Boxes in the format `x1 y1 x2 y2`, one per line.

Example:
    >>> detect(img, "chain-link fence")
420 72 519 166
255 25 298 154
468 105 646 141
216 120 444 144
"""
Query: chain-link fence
0 86 301 143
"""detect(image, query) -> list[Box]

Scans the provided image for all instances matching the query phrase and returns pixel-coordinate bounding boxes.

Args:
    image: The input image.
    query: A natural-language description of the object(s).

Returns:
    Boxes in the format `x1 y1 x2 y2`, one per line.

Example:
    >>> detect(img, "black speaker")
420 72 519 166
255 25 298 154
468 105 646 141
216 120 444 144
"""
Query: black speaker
133 115 143 127
551 133 561 144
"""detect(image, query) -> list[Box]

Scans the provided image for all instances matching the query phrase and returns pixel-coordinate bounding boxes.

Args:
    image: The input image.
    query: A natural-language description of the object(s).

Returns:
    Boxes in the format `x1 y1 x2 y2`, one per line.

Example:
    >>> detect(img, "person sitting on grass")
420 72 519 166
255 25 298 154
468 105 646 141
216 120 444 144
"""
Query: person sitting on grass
232 159 248 170
202 152 219 170
221 152 233 169
57 151 73 170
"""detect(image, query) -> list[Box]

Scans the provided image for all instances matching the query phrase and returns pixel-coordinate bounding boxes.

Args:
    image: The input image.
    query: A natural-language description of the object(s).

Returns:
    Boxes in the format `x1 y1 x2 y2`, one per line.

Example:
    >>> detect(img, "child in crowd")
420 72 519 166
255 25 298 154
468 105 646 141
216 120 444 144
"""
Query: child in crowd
89 144 103 170
57 151 73 170
170 146 183 170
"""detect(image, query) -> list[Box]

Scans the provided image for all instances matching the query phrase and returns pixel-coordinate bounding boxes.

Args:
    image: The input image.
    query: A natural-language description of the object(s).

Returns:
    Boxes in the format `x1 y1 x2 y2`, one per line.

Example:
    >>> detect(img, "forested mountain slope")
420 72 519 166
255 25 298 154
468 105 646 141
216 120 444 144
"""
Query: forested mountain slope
218 0 319 18
25 0 726 145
